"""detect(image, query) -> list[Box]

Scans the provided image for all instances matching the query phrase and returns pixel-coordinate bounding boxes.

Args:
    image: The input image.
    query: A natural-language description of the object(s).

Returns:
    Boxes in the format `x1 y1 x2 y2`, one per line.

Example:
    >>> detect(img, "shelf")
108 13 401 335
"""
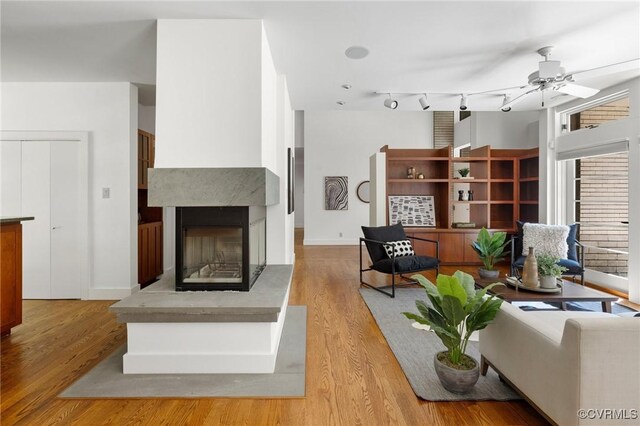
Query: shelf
388 179 449 183
519 177 539 182
519 200 539 205
452 157 489 162
452 178 488 183
491 178 515 183
489 200 515 204
452 201 488 204
388 157 449 161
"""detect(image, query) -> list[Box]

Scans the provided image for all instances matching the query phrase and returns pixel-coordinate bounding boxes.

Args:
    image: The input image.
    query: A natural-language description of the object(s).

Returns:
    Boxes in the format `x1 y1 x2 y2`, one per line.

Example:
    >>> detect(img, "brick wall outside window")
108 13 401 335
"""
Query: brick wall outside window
575 98 629 276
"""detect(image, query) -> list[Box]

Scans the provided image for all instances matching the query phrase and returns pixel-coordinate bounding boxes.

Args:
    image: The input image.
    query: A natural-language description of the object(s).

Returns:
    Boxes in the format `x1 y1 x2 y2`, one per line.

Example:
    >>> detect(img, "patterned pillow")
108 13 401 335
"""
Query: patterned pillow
522 223 570 259
384 239 415 258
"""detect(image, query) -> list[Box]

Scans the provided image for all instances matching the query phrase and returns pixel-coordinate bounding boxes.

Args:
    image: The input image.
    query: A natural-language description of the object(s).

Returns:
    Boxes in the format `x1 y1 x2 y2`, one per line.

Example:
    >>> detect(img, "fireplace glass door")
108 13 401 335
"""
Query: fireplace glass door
182 227 242 283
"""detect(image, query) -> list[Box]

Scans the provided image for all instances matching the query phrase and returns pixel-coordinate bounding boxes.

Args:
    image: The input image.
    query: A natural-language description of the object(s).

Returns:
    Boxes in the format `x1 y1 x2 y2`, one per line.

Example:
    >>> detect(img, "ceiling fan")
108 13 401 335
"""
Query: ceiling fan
500 46 602 110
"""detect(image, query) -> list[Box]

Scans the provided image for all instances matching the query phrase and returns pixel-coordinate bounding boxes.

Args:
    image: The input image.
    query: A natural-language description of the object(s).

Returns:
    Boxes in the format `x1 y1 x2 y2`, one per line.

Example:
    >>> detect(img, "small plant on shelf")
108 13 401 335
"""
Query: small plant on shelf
457 167 470 178
471 228 510 279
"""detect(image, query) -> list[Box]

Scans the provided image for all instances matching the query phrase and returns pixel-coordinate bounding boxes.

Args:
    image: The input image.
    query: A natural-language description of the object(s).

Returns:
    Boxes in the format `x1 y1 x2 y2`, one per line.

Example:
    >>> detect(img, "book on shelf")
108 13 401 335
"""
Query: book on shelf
452 222 477 228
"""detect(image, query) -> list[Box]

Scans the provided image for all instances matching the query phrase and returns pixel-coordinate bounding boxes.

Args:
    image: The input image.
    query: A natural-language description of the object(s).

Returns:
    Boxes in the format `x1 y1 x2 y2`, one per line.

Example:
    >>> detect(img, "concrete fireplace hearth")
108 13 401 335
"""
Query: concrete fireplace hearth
109 166 294 374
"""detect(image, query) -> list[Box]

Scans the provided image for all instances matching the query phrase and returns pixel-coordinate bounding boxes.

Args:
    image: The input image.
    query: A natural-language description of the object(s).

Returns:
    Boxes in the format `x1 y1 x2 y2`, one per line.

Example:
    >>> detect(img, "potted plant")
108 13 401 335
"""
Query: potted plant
471 227 510 279
403 271 503 394
457 167 470 178
536 254 567 289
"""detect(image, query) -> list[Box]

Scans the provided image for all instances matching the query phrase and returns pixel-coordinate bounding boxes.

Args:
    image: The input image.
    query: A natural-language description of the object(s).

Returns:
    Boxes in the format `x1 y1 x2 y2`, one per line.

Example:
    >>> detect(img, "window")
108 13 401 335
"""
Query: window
567 97 629 131
573 152 628 278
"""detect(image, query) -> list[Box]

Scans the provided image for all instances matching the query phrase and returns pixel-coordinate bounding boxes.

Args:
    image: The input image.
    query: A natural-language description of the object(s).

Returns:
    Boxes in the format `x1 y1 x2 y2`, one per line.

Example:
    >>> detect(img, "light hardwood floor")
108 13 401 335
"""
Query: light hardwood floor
1 231 547 425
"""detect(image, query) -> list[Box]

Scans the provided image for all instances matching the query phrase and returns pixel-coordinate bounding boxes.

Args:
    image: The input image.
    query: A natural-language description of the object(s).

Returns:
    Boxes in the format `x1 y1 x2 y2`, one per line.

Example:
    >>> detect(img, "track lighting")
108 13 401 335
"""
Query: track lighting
459 95 468 110
384 94 398 109
418 94 430 110
501 95 512 112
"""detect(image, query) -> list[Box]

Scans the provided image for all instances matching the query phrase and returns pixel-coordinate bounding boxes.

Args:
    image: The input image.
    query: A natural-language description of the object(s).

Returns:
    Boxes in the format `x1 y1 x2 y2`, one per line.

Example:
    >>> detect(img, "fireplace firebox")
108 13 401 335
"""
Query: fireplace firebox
175 206 266 291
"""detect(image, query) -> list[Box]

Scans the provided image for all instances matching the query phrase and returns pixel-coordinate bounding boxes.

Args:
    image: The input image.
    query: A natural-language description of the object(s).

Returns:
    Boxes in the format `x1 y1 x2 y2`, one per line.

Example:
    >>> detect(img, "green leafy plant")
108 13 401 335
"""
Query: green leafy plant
403 271 504 368
471 227 510 271
536 254 567 277
458 167 470 177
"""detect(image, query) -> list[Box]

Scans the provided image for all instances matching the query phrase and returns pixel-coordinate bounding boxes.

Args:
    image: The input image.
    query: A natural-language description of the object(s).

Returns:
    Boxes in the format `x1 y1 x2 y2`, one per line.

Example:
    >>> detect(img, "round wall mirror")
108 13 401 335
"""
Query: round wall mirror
356 181 370 203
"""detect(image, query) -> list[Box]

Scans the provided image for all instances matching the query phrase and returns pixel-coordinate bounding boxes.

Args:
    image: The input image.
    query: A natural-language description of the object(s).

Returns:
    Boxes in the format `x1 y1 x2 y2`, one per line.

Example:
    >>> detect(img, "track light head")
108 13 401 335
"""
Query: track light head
418 95 430 110
384 94 398 110
459 95 468 111
501 95 512 112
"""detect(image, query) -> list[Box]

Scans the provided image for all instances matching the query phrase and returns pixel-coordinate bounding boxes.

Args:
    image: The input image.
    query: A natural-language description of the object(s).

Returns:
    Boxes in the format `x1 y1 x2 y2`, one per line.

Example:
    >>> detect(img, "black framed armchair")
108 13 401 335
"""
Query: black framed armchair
510 222 585 285
360 223 439 298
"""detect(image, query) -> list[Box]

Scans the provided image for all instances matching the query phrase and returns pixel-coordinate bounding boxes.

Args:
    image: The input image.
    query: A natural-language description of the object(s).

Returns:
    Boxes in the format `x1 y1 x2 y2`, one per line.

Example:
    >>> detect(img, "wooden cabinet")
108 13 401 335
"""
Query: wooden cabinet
382 145 538 265
138 129 163 286
1 223 22 336
138 130 155 189
138 222 163 285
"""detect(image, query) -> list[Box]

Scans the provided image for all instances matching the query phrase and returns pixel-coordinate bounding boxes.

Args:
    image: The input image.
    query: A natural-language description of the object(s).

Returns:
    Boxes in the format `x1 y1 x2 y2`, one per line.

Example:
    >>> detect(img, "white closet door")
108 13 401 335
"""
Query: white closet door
0 141 22 217
50 141 82 298
21 141 52 299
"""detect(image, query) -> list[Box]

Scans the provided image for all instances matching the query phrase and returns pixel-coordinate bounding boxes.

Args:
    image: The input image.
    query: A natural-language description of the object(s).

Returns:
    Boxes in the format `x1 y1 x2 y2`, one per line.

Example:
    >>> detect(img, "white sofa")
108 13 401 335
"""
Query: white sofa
479 302 640 426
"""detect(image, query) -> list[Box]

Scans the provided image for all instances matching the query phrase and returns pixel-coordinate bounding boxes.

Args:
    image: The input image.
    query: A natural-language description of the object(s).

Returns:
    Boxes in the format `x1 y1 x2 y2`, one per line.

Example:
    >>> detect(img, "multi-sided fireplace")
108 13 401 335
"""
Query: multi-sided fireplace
176 206 266 291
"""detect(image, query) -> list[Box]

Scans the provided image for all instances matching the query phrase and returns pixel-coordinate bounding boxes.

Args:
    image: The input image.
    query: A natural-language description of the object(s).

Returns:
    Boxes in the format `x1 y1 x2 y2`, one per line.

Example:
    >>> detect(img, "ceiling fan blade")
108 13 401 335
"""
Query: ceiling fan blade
555 83 599 98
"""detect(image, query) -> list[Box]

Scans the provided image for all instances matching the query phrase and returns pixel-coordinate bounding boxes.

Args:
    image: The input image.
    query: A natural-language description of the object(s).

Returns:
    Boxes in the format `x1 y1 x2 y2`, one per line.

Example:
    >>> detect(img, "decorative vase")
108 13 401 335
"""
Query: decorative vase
478 268 500 279
467 190 474 201
522 247 539 288
540 275 557 289
407 167 415 179
433 351 480 394
417 172 425 179
458 190 464 201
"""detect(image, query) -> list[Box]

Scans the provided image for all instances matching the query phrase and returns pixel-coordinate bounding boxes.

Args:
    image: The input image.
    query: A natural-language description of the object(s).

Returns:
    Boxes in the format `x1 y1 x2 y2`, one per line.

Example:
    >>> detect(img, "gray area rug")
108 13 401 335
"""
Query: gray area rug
359 288 520 401
60 306 306 398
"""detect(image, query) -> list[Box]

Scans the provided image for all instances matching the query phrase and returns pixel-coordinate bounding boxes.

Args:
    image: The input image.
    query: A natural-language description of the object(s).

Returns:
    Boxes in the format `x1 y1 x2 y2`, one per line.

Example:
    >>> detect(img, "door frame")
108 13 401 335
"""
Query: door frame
1 131 90 299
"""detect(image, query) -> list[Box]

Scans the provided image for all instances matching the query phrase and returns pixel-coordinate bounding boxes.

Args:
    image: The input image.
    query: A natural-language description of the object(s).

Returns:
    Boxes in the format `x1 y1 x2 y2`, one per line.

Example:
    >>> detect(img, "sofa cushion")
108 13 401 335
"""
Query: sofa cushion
361 223 407 263
371 255 438 274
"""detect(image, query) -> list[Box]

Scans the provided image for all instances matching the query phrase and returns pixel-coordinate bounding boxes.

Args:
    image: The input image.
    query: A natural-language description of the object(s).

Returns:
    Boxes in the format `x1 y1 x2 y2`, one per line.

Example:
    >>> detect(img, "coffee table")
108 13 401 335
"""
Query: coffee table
475 278 618 313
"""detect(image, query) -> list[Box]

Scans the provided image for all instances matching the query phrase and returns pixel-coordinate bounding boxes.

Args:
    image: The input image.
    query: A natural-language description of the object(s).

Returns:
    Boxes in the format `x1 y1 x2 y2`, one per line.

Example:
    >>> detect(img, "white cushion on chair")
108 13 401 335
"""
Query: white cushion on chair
522 223 570 259
383 239 415 258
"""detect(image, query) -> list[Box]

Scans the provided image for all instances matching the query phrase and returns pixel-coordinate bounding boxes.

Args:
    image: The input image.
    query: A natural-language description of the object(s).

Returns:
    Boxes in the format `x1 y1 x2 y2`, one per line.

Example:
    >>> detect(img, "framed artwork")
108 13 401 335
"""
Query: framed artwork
287 148 294 214
388 195 436 227
324 176 348 210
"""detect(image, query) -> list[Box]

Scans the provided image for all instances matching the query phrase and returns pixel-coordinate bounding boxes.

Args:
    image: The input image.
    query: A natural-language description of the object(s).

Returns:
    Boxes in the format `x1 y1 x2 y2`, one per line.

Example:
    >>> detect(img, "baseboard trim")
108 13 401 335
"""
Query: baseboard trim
303 238 358 246
87 288 133 301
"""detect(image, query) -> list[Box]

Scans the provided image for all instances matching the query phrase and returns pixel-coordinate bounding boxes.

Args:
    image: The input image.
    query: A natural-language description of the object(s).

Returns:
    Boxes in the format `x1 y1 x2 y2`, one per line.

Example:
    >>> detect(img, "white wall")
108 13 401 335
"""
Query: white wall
454 111 540 149
155 19 263 168
138 105 155 134
304 111 433 245
1 82 138 298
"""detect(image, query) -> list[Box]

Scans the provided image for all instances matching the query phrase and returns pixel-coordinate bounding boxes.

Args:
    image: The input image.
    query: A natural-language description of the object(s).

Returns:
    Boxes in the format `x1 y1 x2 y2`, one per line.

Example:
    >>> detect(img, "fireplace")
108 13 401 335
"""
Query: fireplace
175 206 266 291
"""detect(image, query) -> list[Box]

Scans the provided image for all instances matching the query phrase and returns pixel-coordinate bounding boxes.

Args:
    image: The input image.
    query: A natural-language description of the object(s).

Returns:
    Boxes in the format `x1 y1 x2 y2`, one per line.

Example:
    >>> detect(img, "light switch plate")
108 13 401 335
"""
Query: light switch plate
102 188 110 199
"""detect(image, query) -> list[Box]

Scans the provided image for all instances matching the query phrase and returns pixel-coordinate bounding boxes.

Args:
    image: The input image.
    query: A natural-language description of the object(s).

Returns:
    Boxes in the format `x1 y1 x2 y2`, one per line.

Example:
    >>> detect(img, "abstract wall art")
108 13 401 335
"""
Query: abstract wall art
388 195 436 227
324 176 348 210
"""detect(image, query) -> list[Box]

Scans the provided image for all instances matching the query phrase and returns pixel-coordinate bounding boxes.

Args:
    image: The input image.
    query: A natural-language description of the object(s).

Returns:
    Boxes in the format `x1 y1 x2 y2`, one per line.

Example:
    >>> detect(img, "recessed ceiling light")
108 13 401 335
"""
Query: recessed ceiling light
336 100 346 106
341 84 352 90
345 46 369 59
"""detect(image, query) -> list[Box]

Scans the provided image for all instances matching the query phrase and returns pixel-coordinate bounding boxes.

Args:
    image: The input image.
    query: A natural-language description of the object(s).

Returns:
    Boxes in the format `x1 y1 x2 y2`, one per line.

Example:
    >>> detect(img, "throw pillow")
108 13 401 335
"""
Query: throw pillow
517 221 580 261
522 223 570 259
383 239 415 258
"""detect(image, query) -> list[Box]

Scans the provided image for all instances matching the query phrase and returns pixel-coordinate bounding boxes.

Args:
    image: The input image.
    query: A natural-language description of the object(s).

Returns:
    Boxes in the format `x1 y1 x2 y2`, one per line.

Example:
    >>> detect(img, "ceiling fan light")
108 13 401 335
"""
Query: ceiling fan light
459 95 468 111
384 95 398 110
418 95 430 110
